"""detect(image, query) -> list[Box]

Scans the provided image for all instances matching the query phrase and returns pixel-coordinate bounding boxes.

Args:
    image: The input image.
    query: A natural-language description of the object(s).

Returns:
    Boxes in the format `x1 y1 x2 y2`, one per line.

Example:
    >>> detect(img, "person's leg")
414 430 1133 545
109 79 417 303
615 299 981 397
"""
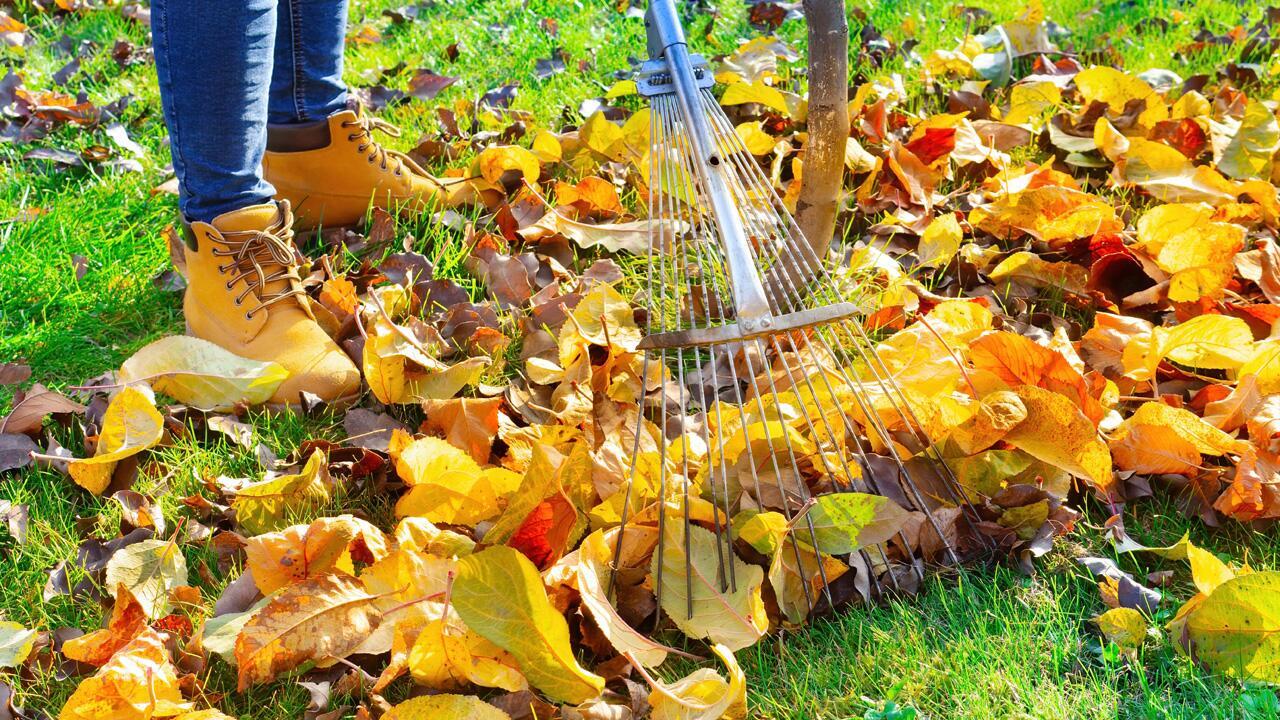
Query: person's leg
268 0 349 124
260 0 470 228
152 0 277 223
151 0 360 407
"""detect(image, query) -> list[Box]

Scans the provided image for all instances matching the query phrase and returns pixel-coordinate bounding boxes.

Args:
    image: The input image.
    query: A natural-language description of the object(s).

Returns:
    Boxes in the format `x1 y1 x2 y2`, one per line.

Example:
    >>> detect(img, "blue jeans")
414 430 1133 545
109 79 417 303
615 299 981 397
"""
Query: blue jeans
152 0 349 223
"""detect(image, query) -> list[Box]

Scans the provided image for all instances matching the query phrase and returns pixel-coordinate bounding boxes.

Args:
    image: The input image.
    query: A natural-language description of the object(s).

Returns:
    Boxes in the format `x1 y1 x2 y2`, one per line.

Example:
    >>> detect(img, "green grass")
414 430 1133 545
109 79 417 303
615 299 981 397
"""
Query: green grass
2 0 1279 718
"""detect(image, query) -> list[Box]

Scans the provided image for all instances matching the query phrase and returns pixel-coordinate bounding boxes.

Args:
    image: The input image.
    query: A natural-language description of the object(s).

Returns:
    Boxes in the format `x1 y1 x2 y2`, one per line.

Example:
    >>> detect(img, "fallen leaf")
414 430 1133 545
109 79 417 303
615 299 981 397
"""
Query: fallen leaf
1109 402 1245 475
802 492 911 554
1135 203 1245 302
1183 571 1280 682
392 433 519 525
118 336 289 411
0 621 36 669
421 397 502 464
1096 607 1146 650
230 449 333 535
235 573 382 690
58 628 194 720
69 386 164 495
104 539 188 620
62 586 148 665
652 510 768 651
452 546 605 704
640 644 746 720
577 528 677 668
246 515 389 595
1002 385 1113 495
383 695 512 720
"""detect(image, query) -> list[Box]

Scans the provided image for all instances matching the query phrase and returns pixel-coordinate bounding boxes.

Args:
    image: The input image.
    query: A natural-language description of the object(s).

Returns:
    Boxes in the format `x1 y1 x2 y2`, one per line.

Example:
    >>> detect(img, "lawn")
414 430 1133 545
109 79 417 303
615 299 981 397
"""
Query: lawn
2 0 1279 718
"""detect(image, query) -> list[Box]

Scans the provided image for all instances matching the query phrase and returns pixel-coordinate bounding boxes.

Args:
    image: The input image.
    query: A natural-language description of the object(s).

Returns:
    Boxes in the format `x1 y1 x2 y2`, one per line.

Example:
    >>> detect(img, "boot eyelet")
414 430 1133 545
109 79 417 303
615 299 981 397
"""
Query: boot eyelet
348 134 357 141
244 312 253 320
225 281 233 289
234 298 242 306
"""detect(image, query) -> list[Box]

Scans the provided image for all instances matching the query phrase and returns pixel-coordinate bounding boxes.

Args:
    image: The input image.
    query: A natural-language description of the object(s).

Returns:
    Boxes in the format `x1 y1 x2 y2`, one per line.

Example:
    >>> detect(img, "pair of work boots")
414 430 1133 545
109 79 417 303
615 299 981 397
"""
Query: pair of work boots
182 107 465 408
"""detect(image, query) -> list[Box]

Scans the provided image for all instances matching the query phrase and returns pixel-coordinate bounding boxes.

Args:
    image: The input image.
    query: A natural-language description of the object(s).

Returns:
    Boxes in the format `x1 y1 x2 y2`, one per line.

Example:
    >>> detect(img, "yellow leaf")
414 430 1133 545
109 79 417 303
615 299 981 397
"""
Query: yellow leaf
1096 607 1146 650
406 611 527 692
577 528 677 668
721 80 789 115
452 546 605 704
476 145 540 185
104 539 187 620
644 644 747 720
1188 543 1236 596
69 386 163 495
1183 571 1280 681
1121 314 1254 382
118 335 288 411
733 510 788 555
653 511 768 651
1002 385 1113 494
604 79 637 99
1216 98 1280 180
734 121 775 155
1104 132 1239 204
531 130 562 163
803 492 912 554
392 435 517 525
580 110 624 159
58 629 194 720
1004 81 1060 126
394 517 476 558
917 213 963 267
1109 402 1245 476
768 540 847 624
1241 338 1280 394
0 620 36 669
1074 66 1167 129
988 250 1090 295
1135 203 1245 302
231 449 333 535
563 282 643 355
235 573 381 690
384 695 512 720
362 315 489 404
970 187 1121 247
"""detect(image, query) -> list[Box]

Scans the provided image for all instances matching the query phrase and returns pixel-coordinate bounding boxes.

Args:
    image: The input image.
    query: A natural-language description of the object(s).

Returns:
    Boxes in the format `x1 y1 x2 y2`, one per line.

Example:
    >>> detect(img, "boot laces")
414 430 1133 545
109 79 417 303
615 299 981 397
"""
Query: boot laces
211 212 305 319
341 113 404 175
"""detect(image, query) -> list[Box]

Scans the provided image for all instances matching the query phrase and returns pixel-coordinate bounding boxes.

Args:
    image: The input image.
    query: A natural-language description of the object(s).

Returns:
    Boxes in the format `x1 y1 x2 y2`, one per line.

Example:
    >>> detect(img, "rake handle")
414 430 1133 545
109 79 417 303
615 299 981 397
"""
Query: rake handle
646 0 776 331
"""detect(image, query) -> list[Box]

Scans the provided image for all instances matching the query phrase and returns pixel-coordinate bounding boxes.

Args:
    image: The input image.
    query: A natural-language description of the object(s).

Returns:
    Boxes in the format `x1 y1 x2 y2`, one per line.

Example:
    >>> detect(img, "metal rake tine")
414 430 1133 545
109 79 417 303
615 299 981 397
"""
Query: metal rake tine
699 106 929 581
698 96 990 554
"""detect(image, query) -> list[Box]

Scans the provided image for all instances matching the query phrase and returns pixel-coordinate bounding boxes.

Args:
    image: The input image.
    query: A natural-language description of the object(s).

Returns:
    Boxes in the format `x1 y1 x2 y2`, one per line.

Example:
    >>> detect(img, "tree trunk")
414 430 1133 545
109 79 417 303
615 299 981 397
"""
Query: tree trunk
796 0 849 266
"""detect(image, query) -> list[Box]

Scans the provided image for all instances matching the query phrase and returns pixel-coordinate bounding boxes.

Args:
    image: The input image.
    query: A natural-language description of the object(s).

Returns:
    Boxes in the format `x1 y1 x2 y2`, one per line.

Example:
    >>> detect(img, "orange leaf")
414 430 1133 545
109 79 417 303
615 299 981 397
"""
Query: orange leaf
969 331 1105 424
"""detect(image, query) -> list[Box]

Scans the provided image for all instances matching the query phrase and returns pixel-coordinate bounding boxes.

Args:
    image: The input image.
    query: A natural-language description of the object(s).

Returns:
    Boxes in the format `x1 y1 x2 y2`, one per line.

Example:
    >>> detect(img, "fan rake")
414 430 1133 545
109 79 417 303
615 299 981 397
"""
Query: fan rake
611 0 988 625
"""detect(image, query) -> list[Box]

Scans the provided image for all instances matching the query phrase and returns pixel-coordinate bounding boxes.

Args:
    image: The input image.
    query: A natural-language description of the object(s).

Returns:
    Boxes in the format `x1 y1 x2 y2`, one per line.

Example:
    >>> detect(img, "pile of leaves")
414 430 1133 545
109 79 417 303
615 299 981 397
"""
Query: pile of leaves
3 0 1280 718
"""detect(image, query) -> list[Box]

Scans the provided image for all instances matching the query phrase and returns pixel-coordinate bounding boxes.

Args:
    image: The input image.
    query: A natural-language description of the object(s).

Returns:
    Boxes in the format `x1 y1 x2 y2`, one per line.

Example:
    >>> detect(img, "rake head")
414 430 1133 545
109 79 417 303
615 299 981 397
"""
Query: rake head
609 1 990 627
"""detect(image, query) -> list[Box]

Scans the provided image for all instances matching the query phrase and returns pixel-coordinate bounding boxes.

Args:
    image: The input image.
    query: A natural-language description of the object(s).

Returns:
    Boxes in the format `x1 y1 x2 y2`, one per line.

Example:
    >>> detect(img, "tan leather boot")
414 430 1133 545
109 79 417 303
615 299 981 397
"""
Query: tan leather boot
182 201 361 408
262 107 471 230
